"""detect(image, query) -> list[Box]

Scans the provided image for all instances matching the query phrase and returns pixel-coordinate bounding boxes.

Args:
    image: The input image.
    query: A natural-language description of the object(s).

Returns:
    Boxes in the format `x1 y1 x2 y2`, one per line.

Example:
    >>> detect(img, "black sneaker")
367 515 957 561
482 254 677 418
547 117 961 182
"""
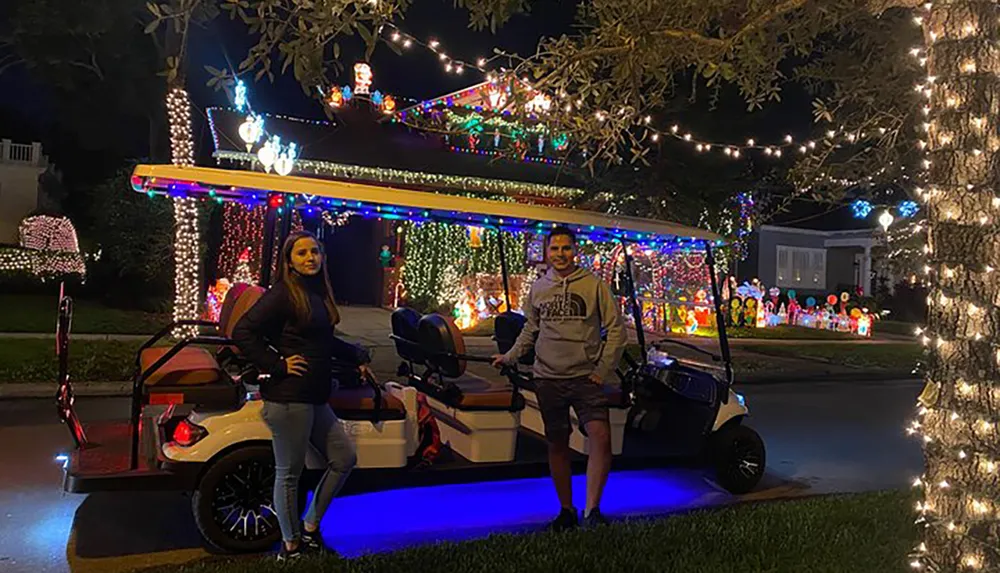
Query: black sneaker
276 543 304 562
583 508 610 528
302 529 339 557
548 507 579 532
301 529 330 554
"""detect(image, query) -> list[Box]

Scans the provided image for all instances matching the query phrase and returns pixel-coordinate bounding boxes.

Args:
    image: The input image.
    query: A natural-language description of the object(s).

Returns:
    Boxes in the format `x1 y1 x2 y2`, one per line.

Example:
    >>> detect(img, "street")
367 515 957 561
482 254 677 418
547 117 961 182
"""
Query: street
0 379 923 573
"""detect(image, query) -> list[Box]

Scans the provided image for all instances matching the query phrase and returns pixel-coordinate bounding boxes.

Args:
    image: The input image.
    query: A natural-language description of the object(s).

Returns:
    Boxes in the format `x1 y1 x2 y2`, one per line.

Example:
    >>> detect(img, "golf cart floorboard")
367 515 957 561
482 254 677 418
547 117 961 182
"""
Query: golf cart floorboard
65 416 177 493
338 429 703 495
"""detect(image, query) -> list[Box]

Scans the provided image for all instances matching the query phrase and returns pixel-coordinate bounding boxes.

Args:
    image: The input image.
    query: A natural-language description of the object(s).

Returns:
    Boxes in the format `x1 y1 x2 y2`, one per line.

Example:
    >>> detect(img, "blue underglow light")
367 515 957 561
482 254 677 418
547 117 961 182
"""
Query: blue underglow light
314 469 721 558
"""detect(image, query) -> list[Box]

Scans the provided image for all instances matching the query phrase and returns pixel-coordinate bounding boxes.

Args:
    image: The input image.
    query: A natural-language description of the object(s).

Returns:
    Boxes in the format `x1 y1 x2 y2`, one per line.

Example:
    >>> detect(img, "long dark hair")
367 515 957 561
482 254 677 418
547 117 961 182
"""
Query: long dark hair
278 230 341 326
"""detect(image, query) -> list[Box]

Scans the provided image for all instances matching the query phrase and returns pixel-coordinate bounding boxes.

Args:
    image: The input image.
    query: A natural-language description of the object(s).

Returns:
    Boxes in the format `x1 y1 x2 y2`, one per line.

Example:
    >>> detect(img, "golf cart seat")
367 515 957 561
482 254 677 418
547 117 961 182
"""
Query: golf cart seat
417 313 523 411
140 283 264 408
329 386 407 421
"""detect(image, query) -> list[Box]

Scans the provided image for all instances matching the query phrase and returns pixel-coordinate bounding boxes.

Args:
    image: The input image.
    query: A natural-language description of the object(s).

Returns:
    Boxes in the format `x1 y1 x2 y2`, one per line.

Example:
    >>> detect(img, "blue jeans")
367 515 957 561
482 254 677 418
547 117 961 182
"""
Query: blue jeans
261 401 357 543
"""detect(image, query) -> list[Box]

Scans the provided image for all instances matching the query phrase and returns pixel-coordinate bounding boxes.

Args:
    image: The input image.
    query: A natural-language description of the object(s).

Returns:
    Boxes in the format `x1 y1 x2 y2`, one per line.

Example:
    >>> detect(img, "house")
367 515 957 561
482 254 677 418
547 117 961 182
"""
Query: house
0 139 47 244
740 204 883 298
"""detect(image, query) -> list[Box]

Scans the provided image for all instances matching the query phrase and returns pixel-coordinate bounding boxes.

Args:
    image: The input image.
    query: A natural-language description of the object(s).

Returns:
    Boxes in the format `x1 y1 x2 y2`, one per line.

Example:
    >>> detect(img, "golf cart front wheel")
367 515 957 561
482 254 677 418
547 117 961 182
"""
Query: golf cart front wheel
710 423 765 495
192 444 281 553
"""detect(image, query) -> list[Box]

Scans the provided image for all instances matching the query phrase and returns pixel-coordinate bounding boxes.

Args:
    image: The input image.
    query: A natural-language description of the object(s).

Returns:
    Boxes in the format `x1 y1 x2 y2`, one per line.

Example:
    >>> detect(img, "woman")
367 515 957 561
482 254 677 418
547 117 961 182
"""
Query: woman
232 230 375 560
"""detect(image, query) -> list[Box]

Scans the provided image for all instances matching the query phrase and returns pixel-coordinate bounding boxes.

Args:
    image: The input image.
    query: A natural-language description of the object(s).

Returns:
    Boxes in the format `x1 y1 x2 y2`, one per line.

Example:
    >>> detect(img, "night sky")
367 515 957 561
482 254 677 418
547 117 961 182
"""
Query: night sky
0 0 816 187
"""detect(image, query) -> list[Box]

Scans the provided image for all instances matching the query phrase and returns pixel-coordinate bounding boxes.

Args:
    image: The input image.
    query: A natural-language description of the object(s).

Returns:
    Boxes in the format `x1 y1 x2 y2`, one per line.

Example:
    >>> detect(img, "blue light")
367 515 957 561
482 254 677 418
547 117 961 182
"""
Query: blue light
897 200 919 218
735 392 746 407
851 199 874 219
314 469 718 558
234 80 248 112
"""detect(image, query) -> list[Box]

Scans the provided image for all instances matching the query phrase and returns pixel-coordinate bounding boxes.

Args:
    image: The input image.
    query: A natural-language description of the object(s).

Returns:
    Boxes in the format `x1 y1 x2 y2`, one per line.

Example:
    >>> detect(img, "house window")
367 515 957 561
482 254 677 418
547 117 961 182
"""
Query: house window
776 246 826 290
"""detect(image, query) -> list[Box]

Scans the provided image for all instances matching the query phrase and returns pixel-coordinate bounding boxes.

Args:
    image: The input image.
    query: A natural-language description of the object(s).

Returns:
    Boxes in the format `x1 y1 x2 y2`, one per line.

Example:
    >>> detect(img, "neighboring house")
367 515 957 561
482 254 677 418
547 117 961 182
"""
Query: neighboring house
0 139 47 244
752 225 877 297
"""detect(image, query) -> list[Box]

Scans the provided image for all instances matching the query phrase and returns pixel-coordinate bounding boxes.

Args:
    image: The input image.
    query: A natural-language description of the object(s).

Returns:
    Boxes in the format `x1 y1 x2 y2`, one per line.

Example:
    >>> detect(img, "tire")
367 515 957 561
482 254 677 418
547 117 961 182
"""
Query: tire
710 423 766 495
192 444 281 553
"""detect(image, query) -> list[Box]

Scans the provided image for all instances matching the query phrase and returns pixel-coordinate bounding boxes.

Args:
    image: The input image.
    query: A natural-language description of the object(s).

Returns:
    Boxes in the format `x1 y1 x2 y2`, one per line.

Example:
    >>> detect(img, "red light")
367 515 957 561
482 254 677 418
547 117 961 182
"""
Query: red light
172 420 206 446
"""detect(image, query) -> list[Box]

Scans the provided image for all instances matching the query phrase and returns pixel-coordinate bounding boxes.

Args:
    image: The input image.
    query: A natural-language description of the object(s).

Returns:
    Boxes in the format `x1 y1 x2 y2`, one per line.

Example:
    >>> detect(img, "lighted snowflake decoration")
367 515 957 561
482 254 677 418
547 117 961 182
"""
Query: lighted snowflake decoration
851 199 874 219
897 200 920 218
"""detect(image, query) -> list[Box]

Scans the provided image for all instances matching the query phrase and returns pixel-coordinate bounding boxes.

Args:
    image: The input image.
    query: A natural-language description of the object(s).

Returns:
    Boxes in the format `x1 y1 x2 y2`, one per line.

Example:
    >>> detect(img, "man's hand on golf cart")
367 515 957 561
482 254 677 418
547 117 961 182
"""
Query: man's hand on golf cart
490 354 508 369
284 355 309 377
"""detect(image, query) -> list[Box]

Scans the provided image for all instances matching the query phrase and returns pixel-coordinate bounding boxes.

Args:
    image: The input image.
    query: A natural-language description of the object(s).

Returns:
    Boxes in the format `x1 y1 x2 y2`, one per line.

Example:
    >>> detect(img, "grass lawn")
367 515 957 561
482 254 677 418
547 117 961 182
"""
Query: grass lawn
140 490 918 573
0 338 151 383
708 325 858 340
740 342 923 371
0 294 171 334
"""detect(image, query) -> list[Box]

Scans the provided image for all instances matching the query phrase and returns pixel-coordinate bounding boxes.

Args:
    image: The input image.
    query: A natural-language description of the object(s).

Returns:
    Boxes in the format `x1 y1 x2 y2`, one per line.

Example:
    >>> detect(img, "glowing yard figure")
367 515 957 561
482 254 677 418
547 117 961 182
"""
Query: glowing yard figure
354 62 373 95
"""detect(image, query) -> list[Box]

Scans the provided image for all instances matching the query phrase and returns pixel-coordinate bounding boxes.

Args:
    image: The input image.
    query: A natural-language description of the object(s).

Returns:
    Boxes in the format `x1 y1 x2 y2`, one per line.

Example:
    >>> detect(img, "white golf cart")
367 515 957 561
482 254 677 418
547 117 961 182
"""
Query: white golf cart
56 164 764 554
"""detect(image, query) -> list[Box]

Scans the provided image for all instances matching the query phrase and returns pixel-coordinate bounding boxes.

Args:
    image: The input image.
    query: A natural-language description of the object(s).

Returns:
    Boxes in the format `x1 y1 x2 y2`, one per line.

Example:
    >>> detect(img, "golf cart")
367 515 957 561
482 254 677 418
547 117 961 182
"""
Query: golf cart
56 164 764 555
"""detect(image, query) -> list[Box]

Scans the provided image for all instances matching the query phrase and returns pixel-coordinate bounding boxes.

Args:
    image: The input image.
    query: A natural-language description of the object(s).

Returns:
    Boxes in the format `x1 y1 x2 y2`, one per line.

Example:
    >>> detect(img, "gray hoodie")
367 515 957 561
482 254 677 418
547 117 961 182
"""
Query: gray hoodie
503 265 627 383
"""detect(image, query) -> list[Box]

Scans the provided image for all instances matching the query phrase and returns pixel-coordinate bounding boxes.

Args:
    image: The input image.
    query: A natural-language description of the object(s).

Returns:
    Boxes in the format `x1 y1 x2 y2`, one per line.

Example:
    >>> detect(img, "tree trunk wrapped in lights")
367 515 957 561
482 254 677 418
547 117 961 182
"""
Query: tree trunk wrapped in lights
911 0 1000 570
166 85 201 339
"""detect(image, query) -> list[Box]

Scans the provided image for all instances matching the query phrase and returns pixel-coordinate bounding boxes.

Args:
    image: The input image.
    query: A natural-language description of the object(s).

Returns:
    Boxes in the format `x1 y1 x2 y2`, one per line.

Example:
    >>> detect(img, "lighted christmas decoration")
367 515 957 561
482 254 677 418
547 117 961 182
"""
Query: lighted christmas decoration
217 203 265 281
19 215 81 253
232 248 254 285
354 62 373 95
238 115 264 152
852 199 875 219
166 86 201 339
234 80 248 112
898 200 920 218
327 86 344 108
215 149 587 200
381 95 396 115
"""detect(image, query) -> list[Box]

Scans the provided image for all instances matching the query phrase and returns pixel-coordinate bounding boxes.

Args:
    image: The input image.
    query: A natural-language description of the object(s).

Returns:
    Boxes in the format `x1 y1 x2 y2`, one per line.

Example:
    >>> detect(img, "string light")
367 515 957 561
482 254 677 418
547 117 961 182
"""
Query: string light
214 149 587 200
167 86 201 339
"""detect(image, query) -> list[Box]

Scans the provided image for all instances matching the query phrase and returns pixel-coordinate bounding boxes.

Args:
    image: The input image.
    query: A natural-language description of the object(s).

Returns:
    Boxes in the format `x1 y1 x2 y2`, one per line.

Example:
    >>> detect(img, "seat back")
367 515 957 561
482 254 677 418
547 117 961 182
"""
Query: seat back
494 311 534 365
220 283 265 340
418 313 467 378
391 307 425 363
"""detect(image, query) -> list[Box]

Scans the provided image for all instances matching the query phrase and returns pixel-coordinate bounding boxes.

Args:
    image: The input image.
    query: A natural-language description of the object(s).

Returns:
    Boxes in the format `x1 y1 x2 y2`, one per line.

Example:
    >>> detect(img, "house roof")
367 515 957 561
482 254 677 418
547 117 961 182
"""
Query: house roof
206 103 588 200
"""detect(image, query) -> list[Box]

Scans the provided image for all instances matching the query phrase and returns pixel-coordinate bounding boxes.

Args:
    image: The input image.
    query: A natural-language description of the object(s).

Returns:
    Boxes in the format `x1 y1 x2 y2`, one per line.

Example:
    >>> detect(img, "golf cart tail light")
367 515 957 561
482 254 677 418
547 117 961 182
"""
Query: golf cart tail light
173 420 207 447
735 393 746 407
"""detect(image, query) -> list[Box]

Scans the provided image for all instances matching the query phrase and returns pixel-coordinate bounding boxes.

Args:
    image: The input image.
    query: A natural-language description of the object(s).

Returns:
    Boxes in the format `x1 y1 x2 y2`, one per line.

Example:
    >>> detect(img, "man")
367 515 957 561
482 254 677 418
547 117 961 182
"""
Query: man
492 226 627 531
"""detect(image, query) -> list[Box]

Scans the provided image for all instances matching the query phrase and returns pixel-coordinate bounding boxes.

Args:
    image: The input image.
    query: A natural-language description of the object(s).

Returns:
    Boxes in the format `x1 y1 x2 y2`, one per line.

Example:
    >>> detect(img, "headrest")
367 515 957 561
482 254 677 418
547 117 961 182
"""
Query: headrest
222 283 265 339
418 313 466 378
494 311 534 366
391 307 425 363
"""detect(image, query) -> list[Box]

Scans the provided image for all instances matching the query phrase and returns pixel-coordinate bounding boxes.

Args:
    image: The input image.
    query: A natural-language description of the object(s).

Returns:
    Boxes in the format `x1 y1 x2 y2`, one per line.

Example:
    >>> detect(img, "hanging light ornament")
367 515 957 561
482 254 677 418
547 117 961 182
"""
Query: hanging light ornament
273 141 298 177
238 115 264 152
878 211 894 232
257 135 278 173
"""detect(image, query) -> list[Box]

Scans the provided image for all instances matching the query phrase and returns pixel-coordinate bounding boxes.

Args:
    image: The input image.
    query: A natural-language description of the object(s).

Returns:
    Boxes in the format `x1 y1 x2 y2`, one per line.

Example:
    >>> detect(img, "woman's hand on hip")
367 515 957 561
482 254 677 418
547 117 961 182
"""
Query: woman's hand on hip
358 364 377 383
284 355 309 377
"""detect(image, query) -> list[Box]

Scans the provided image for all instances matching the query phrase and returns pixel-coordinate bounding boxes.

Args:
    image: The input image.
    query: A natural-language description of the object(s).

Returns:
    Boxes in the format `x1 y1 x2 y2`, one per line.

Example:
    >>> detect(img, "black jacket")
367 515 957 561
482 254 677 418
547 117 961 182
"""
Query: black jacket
231 278 369 404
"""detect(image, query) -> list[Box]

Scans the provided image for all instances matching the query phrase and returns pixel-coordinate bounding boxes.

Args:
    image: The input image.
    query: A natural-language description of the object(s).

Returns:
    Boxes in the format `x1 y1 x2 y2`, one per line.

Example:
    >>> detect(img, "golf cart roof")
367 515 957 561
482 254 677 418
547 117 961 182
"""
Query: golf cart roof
131 164 724 246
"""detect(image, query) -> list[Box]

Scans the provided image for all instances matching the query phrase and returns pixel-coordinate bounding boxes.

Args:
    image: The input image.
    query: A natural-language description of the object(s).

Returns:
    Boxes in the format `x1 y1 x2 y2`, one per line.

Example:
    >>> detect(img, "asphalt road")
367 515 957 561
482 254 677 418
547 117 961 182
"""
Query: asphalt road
0 379 924 573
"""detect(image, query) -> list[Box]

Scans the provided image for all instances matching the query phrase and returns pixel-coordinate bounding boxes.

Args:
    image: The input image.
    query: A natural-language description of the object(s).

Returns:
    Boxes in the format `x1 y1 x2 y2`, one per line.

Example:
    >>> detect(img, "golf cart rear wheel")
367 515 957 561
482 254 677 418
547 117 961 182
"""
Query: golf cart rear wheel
710 423 765 495
193 444 281 553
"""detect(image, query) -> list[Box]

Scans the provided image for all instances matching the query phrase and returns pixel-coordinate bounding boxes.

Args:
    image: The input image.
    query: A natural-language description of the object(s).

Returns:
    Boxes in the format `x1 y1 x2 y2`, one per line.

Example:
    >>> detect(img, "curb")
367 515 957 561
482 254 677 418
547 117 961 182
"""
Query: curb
0 381 131 399
737 371 917 385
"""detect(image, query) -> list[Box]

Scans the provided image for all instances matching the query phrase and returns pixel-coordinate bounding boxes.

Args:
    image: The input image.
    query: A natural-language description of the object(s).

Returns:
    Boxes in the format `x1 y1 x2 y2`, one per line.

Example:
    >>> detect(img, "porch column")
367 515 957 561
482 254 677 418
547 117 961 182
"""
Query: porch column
862 245 872 297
